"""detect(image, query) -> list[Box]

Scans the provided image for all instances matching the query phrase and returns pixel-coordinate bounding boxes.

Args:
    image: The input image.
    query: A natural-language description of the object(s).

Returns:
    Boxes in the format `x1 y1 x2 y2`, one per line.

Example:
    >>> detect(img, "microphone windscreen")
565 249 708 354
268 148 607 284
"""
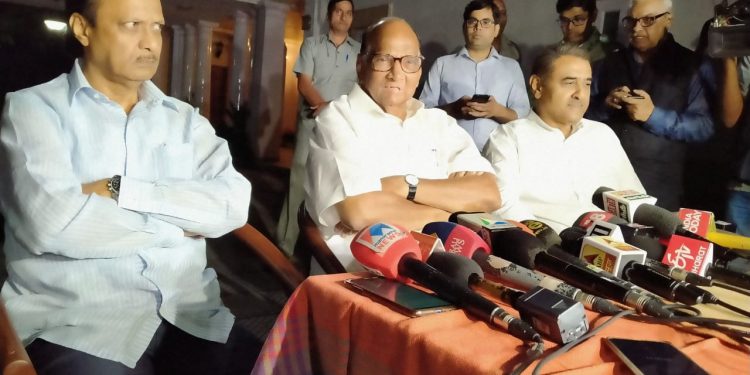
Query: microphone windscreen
351 223 420 281
422 221 490 259
592 186 614 209
559 227 587 256
521 220 562 247
426 251 484 286
632 205 682 237
573 211 627 229
488 230 546 269
627 234 666 260
506 220 535 236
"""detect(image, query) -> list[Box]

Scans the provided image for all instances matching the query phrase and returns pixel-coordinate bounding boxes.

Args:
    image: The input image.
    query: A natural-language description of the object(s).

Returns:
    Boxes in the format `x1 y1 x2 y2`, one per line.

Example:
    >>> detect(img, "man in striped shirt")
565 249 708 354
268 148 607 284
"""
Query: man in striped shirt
0 0 253 373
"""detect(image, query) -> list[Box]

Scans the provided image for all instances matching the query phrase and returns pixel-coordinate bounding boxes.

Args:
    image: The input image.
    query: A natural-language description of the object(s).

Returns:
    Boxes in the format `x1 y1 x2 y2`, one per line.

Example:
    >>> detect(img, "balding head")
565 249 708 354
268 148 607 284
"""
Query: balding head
357 18 423 120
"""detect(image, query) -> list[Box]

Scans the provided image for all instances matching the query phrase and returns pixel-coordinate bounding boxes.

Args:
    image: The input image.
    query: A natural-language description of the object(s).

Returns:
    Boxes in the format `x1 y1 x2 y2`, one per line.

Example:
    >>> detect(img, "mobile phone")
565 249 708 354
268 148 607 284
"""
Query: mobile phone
603 337 709 375
471 94 490 103
345 277 456 317
627 90 644 99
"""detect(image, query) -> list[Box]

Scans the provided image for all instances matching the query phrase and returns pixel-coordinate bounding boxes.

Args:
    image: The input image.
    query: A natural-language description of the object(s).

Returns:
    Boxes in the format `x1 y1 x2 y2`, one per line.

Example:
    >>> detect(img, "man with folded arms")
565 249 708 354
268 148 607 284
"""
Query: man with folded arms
484 46 643 232
306 18 500 272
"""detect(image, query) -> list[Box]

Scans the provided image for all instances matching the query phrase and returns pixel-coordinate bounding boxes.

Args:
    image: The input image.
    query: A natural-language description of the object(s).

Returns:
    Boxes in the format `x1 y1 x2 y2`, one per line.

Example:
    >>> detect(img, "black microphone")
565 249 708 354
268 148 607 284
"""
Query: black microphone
426 251 589 344
562 223 713 287
421 221 621 315
351 223 540 342
489 229 673 318
622 262 705 305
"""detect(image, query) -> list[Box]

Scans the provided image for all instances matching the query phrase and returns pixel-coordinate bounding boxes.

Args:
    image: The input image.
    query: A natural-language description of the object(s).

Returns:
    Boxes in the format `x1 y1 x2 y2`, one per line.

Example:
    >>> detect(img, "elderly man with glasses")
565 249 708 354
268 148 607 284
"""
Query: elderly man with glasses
420 0 530 151
588 0 715 211
555 0 618 64
304 17 500 273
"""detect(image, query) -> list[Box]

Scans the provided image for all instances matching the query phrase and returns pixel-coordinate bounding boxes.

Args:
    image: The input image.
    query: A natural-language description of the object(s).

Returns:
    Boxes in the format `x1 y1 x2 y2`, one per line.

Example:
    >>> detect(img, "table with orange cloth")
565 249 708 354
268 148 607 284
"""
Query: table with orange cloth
250 272 750 375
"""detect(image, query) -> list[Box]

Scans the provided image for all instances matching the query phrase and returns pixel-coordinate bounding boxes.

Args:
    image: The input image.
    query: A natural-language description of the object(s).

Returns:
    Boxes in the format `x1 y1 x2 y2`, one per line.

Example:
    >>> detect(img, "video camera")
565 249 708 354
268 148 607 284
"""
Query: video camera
707 0 750 57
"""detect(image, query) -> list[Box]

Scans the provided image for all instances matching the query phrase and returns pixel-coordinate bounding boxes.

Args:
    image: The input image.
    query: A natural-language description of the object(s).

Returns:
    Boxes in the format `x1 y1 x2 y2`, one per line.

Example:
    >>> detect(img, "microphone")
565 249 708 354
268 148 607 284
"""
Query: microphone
564 222 714 286
573 211 628 230
661 235 714 276
350 223 540 342
679 208 750 251
422 221 621 315
621 262 706 305
448 212 520 250
426 251 589 344
521 219 562 247
592 187 658 222
486 229 672 318
579 236 647 277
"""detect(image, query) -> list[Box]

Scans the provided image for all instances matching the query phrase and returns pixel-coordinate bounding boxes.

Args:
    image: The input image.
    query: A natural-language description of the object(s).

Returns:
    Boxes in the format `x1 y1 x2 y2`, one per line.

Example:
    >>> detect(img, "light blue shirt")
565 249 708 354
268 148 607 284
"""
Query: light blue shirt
420 47 530 150
0 60 252 368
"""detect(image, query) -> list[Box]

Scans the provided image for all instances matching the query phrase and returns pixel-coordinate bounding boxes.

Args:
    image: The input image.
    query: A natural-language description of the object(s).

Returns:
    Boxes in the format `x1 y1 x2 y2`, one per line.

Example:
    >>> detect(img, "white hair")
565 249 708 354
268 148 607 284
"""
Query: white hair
629 0 672 11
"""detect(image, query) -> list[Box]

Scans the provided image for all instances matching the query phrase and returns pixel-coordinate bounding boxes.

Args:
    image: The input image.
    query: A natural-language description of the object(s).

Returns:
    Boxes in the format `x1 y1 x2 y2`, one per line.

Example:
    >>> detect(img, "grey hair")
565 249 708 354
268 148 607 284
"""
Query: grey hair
629 0 672 11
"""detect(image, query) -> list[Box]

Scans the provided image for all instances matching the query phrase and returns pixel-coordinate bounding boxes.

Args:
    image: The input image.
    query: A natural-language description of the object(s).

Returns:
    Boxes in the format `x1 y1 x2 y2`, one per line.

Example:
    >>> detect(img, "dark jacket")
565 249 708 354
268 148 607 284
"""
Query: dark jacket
590 33 712 211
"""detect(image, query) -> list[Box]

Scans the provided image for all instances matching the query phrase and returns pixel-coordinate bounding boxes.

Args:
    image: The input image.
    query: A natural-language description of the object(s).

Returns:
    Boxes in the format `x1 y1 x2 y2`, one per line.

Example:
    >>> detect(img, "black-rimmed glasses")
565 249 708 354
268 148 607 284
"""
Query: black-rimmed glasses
369 54 424 73
465 18 496 29
621 12 670 29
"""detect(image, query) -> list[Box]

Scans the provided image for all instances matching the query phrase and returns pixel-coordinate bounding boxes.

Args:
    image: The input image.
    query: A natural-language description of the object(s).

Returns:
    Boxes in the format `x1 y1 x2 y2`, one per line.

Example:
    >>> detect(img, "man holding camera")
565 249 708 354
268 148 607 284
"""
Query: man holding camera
588 0 714 211
420 0 529 151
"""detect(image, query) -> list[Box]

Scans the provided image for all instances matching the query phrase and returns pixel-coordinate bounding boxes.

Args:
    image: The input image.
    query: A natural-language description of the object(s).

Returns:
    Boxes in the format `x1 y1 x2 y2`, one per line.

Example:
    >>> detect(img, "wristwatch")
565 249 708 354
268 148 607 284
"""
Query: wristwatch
107 175 121 201
405 174 419 201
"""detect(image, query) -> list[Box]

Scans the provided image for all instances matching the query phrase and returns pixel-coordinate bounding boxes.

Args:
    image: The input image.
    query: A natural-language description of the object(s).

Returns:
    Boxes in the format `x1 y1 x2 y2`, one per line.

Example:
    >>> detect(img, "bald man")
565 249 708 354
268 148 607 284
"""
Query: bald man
305 18 500 272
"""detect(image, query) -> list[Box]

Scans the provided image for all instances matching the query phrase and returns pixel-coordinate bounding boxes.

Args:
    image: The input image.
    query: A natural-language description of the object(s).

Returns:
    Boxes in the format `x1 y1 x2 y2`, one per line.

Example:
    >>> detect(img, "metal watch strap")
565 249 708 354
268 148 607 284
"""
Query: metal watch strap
107 175 121 201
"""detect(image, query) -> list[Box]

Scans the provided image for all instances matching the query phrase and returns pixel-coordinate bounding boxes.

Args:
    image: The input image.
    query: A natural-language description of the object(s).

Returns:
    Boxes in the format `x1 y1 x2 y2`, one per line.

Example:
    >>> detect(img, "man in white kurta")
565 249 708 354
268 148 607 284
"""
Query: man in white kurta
305 18 500 272
484 46 643 232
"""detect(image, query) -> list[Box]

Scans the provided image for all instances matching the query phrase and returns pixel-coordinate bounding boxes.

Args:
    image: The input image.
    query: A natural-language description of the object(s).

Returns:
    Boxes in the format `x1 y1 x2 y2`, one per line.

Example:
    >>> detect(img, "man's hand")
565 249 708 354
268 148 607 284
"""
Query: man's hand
441 96 473 119
621 89 654 122
309 101 330 118
604 86 632 110
81 179 112 199
464 96 510 121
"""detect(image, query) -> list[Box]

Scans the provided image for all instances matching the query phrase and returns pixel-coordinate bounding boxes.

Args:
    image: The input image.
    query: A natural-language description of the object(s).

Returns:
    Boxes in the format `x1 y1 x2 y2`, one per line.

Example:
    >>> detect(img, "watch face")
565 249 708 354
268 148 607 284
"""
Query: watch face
405 174 419 186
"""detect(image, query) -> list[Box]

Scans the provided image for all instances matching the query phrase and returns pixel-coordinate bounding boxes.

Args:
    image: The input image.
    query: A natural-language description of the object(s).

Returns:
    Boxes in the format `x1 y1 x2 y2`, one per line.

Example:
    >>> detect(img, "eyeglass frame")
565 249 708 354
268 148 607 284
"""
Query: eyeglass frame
464 17 497 29
557 15 589 27
366 53 425 74
621 11 670 29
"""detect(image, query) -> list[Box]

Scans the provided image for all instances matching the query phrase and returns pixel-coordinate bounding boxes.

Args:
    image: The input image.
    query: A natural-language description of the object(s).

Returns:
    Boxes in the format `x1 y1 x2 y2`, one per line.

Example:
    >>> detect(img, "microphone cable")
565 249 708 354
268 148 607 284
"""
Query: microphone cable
714 281 750 297
714 298 750 318
531 308 635 375
531 304 750 375
509 336 545 375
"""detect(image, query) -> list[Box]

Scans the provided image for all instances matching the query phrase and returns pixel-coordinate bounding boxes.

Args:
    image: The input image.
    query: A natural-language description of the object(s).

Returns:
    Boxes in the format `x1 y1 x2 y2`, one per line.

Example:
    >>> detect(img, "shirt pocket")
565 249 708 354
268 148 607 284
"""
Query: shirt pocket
154 143 193 179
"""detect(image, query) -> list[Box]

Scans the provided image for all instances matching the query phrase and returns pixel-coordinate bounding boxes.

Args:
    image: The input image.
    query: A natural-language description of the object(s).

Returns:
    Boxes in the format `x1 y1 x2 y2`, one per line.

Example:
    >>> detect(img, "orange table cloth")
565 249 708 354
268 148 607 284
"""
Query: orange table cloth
251 273 750 375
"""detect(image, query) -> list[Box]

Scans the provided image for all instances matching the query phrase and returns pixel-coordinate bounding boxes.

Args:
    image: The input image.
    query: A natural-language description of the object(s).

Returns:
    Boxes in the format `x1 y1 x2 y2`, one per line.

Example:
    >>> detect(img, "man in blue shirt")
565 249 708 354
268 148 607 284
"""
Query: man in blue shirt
0 0 253 373
588 0 714 211
420 0 530 151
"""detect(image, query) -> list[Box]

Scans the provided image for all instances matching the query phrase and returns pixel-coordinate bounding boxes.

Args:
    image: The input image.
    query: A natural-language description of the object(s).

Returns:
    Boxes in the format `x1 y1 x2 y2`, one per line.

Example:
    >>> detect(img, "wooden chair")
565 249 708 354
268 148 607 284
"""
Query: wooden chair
296 203 346 274
231 224 306 293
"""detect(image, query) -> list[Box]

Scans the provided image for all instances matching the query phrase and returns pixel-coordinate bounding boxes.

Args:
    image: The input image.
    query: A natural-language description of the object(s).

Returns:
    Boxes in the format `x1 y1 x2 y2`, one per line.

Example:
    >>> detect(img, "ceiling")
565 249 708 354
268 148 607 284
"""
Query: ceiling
0 0 303 25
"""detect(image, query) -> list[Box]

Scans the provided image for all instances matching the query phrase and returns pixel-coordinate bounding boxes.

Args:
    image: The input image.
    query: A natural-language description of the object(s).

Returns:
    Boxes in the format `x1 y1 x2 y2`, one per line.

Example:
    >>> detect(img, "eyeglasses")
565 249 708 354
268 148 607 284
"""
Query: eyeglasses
558 15 588 27
369 54 425 73
465 18 496 29
621 12 670 29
